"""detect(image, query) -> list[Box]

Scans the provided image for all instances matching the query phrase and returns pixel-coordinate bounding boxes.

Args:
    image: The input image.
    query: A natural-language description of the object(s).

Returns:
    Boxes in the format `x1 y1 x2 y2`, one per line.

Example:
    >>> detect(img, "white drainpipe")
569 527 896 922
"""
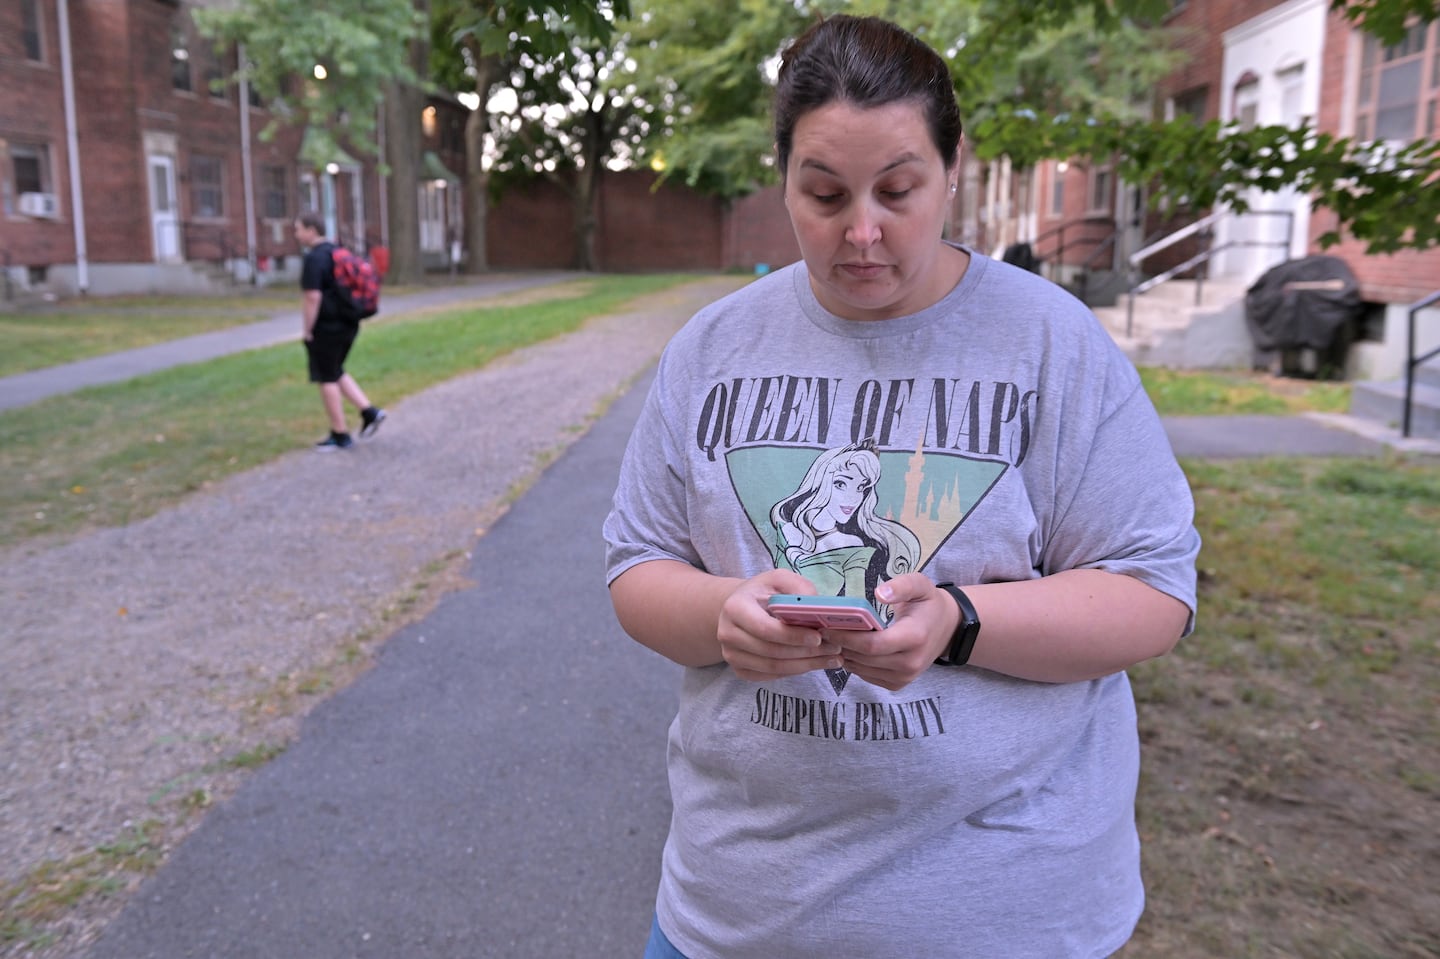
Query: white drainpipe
57 0 88 293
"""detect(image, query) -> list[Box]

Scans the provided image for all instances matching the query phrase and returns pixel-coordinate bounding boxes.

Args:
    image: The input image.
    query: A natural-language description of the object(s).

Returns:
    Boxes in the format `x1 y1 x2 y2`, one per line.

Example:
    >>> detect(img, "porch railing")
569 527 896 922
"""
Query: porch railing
1125 209 1294 337
1403 289 1440 438
1032 215 1118 284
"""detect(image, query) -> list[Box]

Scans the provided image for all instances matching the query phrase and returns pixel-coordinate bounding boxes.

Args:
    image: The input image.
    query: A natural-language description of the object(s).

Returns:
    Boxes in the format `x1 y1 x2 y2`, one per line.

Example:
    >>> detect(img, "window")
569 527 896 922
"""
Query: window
1355 22 1438 143
1088 165 1113 213
1170 86 1208 124
1233 71 1260 130
1049 164 1065 217
171 23 192 92
4 142 50 217
262 165 289 219
13 144 48 195
22 0 43 60
442 112 465 154
203 47 227 100
191 155 224 217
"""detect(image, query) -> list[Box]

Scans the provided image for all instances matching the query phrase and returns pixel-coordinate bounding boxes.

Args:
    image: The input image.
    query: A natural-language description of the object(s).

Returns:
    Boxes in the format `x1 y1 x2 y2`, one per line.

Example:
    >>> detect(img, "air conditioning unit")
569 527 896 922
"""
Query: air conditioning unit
17 192 59 219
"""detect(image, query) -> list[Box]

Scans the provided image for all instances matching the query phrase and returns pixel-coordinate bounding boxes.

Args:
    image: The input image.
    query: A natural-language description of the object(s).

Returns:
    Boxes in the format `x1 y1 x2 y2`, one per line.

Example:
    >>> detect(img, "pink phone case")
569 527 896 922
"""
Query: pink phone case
767 595 883 630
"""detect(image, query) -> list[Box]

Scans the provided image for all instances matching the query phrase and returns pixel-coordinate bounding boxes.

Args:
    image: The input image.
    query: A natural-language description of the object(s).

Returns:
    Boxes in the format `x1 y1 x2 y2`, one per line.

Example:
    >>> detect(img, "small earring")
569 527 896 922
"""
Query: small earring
949 184 957 194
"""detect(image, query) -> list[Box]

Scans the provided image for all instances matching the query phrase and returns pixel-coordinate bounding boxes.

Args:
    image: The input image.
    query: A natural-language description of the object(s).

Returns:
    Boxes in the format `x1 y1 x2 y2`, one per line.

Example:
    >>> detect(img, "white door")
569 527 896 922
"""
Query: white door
148 155 180 262
1220 0 1325 282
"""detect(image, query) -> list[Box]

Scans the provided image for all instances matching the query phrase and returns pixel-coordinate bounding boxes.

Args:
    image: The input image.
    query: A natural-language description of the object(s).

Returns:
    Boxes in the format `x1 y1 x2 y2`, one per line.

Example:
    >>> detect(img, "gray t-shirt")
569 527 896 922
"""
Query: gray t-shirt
605 250 1200 958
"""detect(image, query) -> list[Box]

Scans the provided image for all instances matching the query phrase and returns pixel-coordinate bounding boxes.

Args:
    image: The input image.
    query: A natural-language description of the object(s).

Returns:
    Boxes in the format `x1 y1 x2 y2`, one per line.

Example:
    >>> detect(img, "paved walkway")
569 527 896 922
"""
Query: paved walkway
84 372 679 958
0 272 576 411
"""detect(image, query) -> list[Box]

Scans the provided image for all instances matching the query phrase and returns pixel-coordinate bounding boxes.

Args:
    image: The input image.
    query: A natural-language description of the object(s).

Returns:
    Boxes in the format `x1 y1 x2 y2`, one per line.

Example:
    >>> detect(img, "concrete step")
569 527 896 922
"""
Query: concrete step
1093 282 1256 369
1410 359 1440 391
1350 364 1440 439
1065 270 1128 308
1128 276 1252 306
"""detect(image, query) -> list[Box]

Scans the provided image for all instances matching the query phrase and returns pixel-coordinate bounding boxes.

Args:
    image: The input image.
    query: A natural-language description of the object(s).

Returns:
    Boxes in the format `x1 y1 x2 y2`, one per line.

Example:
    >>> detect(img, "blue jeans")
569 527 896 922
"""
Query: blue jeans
643 913 689 959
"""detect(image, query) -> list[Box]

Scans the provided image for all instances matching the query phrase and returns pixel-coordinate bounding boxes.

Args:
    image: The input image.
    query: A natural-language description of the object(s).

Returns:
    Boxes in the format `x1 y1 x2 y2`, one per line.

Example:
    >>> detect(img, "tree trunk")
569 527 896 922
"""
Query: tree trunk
382 0 429 285
572 109 606 272
573 169 597 272
384 83 424 285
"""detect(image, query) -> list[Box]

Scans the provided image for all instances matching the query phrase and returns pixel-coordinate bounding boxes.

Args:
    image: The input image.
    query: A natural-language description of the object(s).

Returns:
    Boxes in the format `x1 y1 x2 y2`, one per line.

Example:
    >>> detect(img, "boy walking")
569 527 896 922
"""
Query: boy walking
293 211 386 451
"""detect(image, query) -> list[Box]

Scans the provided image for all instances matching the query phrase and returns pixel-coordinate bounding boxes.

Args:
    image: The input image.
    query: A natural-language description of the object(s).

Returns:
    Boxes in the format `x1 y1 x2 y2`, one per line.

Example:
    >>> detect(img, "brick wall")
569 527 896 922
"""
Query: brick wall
485 170 797 274
595 171 724 272
725 185 800 272
486 176 577 270
0 0 74 269
77 0 150 263
1310 10 1440 303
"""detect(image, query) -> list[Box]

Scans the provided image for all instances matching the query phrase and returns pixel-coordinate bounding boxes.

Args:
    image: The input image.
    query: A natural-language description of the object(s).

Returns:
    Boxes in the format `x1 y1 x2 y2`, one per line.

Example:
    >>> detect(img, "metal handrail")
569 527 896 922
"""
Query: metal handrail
1403 289 1440 438
1124 209 1294 337
1032 215 1117 282
1128 210 1227 267
1073 230 1122 305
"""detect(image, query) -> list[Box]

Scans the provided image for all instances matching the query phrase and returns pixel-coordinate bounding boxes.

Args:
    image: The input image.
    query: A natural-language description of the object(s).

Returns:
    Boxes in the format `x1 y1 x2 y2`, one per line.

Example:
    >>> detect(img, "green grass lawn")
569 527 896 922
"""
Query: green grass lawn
1139 366 1352 416
0 283 477 377
0 273 697 545
0 286 1370 550
0 294 294 377
1122 455 1440 958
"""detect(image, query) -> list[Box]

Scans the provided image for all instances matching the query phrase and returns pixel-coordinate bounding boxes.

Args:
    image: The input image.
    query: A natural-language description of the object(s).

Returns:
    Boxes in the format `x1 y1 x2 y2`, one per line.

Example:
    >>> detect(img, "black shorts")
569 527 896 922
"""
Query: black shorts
305 325 358 383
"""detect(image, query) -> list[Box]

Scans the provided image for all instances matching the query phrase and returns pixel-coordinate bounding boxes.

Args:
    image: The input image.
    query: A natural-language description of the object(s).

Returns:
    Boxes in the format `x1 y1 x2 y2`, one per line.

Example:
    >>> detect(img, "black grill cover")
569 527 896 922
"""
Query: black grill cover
1245 255 1362 352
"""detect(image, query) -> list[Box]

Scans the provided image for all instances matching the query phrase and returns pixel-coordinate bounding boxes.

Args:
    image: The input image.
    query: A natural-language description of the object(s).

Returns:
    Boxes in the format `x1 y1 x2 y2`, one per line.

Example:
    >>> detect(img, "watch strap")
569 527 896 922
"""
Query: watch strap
934 582 981 666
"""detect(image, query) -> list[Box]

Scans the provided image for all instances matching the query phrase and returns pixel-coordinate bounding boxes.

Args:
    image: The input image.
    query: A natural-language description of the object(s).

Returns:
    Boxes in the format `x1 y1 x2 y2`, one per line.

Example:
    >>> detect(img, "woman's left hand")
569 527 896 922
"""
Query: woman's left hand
831 574 960 691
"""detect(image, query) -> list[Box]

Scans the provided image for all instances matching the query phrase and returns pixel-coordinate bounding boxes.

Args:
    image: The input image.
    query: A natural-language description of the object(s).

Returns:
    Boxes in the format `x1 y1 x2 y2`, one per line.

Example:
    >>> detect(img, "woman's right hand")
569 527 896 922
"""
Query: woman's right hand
717 570 845 683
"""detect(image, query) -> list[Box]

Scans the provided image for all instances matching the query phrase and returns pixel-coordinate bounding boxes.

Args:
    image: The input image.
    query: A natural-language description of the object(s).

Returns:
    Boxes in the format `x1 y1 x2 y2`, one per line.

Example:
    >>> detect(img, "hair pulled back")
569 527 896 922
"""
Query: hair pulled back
774 15 962 179
297 209 326 233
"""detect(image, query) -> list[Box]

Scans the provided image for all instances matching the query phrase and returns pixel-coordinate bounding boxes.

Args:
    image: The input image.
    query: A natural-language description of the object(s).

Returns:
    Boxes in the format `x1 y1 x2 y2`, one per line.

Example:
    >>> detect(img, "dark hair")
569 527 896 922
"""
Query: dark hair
296 209 326 234
774 15 962 179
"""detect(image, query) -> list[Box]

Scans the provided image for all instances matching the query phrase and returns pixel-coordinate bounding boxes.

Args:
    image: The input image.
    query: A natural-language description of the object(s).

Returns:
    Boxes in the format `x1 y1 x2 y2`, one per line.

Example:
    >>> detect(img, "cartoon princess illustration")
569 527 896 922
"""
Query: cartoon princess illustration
769 440 921 612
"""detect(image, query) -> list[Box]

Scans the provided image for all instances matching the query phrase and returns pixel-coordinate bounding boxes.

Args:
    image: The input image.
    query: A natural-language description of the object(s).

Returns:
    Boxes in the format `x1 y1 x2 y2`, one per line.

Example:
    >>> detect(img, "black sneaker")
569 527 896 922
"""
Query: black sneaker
314 433 355 452
360 408 387 439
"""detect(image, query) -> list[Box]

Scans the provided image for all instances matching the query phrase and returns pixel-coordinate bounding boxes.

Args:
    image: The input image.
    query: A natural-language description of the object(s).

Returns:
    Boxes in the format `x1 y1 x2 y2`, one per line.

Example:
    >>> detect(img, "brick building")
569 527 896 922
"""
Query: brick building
1005 0 1439 378
0 0 800 303
7 0 1430 378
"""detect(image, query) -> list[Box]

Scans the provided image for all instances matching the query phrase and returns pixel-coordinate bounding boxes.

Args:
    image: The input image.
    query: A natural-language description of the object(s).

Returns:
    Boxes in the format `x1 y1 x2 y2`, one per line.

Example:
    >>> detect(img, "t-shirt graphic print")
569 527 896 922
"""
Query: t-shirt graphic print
727 430 1006 693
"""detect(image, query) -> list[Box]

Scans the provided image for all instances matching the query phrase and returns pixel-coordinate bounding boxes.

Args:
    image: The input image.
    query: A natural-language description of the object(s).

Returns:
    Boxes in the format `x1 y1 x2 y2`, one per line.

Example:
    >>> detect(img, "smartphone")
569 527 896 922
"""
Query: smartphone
767 594 884 631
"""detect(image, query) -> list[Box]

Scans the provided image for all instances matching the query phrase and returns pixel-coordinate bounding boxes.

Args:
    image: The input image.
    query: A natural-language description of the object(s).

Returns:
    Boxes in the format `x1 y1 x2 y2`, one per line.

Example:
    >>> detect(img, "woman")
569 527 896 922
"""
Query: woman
604 14 1199 958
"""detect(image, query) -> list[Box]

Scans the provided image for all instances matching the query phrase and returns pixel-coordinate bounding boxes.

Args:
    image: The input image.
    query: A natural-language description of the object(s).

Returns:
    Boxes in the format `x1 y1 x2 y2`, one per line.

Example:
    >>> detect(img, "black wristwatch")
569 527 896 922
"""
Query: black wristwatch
933 582 981 666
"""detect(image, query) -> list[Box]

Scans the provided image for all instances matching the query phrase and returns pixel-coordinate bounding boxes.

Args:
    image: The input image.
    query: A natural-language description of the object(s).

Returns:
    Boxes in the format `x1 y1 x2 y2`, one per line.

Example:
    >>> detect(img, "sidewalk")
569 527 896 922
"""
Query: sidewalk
82 370 679 959
0 272 576 411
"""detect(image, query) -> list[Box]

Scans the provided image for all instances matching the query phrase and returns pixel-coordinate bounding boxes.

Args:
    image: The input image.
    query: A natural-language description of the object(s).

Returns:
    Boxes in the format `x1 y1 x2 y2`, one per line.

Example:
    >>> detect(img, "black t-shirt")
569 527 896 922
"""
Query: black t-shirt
300 241 348 328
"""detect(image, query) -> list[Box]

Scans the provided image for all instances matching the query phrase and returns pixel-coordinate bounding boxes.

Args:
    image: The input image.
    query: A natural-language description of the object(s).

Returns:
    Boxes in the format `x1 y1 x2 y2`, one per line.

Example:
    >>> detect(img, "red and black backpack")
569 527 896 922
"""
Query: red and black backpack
330 246 380 321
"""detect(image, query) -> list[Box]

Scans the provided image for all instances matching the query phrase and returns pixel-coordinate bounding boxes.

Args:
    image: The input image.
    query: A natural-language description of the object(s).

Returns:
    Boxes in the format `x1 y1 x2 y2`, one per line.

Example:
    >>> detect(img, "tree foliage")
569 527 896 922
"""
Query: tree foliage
193 0 426 163
428 0 628 270
486 21 658 268
623 0 810 196
622 0 1183 196
1332 0 1439 45
621 0 1440 253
